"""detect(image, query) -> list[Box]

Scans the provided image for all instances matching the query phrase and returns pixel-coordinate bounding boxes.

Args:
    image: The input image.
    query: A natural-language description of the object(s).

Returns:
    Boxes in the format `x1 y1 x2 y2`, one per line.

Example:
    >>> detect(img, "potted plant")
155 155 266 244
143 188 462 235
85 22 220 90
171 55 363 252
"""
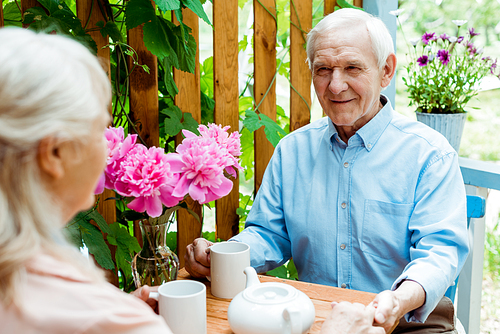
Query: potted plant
394 11 499 151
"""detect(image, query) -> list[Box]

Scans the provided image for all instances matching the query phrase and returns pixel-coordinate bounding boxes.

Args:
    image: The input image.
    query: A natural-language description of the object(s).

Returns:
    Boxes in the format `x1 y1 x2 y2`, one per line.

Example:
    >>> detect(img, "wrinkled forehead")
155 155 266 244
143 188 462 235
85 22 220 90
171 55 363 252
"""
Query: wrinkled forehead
312 25 376 64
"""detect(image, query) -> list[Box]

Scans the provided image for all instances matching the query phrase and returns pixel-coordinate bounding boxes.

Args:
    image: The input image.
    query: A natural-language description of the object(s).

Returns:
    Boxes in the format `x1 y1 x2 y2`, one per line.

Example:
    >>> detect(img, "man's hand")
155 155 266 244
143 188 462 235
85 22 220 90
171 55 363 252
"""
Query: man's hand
131 285 159 313
184 237 213 278
370 280 426 332
320 302 385 334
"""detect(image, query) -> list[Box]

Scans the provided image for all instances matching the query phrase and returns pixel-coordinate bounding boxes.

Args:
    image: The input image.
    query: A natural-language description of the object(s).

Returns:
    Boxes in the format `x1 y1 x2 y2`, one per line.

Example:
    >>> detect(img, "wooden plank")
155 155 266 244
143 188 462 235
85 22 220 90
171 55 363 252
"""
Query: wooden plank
76 0 118 286
127 1 159 256
459 157 500 191
0 2 4 28
172 9 202 268
353 0 363 8
290 0 312 131
253 0 277 193
213 0 239 241
324 0 336 15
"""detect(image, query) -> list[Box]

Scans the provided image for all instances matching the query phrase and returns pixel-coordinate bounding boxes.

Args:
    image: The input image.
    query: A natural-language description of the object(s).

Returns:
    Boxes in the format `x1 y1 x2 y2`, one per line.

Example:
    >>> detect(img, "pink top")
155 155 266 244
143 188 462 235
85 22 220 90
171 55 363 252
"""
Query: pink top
0 253 173 334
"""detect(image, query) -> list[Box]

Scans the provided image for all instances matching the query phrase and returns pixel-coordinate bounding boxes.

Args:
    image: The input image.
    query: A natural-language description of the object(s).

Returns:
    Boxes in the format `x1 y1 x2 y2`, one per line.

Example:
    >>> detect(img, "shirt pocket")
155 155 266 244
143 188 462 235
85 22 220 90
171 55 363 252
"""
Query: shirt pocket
361 199 413 260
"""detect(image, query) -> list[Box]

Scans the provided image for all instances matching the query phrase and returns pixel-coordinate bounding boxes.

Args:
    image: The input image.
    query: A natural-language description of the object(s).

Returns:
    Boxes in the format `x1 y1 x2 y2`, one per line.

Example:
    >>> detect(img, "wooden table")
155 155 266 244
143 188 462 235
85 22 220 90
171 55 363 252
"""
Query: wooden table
178 268 390 333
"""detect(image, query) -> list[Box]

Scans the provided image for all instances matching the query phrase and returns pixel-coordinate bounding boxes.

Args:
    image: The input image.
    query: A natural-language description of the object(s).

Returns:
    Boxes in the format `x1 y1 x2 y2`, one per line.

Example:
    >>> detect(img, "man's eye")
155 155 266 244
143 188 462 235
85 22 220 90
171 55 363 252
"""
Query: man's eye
347 66 359 71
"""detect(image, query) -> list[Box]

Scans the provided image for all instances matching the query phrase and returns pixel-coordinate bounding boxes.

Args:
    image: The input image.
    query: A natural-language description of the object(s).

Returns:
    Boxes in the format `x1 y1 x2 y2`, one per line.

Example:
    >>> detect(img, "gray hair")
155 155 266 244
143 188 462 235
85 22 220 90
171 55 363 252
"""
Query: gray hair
0 28 110 305
306 8 394 71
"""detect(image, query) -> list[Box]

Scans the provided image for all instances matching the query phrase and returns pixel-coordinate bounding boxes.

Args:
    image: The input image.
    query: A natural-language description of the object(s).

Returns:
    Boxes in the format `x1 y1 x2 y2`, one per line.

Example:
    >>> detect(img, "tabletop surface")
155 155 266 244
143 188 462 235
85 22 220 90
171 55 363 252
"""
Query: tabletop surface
178 268 382 334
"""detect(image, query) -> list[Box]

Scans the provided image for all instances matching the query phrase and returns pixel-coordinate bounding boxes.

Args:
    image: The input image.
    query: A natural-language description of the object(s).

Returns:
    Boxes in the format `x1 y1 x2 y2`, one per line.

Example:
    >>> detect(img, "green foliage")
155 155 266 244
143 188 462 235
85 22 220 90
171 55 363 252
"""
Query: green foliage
266 259 298 280
484 219 500 280
335 0 364 11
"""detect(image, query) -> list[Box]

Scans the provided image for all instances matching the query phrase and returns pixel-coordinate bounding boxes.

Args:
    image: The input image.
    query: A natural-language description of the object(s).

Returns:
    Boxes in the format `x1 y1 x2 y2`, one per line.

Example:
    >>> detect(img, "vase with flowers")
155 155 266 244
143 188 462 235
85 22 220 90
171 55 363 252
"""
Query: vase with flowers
95 123 243 287
394 11 500 151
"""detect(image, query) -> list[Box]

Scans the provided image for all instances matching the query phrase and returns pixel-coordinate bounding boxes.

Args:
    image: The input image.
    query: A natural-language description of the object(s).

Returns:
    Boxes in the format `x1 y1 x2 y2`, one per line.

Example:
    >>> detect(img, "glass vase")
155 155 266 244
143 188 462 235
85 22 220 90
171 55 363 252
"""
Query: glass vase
132 220 179 288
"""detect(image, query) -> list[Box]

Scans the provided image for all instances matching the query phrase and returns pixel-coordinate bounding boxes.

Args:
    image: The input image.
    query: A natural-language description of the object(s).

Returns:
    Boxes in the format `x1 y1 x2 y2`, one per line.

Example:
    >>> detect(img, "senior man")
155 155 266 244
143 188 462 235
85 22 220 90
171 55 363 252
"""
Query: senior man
186 8 468 333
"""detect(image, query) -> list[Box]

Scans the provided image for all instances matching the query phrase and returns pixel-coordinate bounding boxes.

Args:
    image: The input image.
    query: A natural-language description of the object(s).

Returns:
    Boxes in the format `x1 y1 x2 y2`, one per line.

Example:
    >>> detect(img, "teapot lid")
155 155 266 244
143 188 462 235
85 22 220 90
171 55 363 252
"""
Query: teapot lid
243 283 298 305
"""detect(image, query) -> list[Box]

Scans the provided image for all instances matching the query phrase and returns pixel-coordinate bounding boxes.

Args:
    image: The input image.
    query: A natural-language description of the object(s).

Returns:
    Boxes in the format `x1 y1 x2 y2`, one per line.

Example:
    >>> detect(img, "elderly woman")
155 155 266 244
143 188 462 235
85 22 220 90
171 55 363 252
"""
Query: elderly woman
0 27 172 333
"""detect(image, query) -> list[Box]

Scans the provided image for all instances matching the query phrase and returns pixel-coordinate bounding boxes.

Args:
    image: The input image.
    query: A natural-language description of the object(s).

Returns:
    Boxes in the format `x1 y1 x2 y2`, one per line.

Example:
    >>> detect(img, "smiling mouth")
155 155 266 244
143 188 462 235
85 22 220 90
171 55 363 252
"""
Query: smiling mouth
330 98 354 103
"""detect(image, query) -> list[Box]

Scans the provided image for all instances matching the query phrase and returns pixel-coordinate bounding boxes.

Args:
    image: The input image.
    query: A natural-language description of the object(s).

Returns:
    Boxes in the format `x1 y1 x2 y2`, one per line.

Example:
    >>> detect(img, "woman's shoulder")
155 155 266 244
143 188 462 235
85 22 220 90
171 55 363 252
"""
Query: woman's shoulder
7 253 170 334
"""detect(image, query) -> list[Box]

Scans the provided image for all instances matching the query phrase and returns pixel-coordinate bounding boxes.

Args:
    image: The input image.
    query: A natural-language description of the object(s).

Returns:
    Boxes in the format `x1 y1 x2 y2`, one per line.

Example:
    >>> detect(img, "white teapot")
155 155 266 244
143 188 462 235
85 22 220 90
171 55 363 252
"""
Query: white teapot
227 266 315 334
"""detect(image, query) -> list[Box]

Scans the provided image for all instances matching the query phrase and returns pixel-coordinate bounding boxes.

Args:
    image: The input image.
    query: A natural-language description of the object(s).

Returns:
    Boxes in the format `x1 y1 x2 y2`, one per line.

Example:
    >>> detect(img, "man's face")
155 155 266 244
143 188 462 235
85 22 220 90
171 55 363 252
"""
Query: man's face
312 25 388 127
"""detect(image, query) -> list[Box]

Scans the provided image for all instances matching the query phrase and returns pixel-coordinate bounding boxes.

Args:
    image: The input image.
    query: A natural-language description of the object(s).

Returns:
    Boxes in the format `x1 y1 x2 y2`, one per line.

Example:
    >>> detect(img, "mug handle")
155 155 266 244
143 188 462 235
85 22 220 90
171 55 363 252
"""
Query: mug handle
283 307 302 334
149 291 159 301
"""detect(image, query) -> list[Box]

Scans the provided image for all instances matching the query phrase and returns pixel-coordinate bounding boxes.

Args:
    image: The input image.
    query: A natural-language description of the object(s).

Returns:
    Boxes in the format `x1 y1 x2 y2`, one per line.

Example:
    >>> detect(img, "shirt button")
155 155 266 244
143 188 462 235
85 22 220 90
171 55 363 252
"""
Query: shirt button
367 143 372 149
340 244 346 250
341 202 347 209
343 162 349 168
341 283 347 288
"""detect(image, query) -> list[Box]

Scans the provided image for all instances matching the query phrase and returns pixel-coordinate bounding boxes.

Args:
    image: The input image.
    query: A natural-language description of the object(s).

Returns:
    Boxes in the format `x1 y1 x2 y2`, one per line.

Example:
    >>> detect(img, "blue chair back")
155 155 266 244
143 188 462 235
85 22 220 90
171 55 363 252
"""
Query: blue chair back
444 195 486 302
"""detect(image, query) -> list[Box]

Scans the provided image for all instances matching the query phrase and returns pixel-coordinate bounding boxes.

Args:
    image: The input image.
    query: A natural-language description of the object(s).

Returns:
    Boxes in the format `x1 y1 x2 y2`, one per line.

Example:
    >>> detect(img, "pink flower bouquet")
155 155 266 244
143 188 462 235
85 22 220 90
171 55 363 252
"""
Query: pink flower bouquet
97 124 242 218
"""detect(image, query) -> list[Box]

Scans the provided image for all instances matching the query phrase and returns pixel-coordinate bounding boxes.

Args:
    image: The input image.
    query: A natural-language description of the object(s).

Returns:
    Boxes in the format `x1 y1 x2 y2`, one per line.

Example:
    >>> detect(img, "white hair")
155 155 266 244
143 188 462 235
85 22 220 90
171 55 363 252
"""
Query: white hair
306 8 394 71
0 27 111 305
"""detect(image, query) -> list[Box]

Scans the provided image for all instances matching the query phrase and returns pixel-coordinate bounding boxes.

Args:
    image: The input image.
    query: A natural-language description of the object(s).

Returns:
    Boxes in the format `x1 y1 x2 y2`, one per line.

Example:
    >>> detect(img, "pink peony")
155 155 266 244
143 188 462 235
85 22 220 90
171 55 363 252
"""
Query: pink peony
168 124 243 204
103 126 137 189
114 144 183 217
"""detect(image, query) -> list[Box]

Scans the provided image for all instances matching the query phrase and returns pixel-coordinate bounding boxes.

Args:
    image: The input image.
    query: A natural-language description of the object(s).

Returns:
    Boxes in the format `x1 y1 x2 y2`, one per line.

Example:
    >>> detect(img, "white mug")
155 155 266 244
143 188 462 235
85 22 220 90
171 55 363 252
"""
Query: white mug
150 280 207 334
210 241 251 299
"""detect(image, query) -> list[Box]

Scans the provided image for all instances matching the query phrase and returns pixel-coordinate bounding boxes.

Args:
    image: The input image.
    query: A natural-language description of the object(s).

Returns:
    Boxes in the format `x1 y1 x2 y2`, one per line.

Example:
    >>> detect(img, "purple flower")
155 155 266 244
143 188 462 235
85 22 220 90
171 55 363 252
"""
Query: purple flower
457 36 464 43
440 33 450 41
491 59 497 74
421 32 436 45
417 55 429 66
469 27 480 37
437 49 451 65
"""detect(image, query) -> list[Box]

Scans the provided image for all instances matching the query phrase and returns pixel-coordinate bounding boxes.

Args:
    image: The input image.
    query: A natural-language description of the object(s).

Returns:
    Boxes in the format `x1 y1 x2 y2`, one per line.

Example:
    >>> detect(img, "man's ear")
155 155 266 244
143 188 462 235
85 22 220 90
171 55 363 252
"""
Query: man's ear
38 136 64 180
381 53 397 88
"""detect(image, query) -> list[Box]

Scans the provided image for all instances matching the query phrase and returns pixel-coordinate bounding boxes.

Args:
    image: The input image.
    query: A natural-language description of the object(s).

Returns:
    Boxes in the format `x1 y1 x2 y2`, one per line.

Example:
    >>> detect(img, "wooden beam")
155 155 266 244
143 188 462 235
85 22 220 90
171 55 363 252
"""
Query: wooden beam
76 0 118 286
213 0 239 240
172 9 202 268
0 2 4 28
253 0 277 193
324 0 336 15
290 0 311 132
353 0 363 9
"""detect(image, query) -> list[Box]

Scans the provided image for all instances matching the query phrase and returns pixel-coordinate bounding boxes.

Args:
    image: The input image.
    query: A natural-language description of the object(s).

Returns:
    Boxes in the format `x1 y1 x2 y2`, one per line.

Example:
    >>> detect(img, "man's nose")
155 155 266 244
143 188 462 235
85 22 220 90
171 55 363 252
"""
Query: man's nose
328 70 348 94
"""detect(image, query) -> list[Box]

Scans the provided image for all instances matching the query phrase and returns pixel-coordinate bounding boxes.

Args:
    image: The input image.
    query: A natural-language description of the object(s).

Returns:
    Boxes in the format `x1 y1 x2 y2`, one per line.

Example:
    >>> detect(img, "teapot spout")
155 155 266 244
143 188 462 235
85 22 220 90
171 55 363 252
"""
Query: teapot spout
243 266 260 288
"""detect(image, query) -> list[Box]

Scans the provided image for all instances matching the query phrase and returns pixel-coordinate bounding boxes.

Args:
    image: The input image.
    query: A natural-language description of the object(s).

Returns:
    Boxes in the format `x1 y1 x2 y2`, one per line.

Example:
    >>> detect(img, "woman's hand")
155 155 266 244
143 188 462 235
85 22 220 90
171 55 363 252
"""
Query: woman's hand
131 285 159 313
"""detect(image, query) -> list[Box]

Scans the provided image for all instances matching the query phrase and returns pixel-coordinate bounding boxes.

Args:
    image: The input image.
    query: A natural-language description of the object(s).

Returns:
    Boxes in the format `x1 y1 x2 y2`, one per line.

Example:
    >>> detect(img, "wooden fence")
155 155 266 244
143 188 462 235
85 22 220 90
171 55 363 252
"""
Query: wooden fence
0 0 362 276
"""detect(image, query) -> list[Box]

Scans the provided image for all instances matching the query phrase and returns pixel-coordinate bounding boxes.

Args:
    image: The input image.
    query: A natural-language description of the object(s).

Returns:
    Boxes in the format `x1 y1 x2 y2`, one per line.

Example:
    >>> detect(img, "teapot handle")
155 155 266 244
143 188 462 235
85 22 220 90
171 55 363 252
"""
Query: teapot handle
283 307 302 334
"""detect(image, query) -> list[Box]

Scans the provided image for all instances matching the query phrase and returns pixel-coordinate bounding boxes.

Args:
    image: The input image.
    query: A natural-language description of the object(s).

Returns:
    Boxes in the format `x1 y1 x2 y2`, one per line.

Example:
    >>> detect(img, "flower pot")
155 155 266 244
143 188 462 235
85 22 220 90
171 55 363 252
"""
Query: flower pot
132 219 179 288
415 112 467 152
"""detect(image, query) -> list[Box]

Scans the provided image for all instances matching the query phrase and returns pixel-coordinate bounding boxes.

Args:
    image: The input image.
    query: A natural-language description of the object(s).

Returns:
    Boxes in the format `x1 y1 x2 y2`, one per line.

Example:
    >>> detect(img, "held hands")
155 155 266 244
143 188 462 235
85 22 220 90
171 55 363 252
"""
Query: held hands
320 302 385 334
369 290 401 332
184 238 213 278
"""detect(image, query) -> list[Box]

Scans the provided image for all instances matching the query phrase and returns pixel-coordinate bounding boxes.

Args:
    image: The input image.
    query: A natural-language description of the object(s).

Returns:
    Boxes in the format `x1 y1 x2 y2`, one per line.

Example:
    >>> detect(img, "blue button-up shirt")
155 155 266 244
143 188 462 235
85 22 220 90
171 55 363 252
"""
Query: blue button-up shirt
231 97 469 322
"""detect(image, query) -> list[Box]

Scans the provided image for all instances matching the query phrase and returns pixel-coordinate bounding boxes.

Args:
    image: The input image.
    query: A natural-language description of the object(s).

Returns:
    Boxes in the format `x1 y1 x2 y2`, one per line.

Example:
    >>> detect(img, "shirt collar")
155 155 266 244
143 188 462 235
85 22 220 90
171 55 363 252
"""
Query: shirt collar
328 95 393 151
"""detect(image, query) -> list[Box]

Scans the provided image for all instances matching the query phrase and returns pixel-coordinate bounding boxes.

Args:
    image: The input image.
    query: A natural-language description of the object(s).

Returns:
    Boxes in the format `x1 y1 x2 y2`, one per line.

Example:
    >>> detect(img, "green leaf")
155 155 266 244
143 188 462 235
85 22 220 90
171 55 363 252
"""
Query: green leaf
286 259 298 280
160 58 180 97
125 0 156 30
182 0 211 26
88 210 112 234
200 90 215 124
97 21 123 42
162 105 183 136
3 2 22 27
239 127 254 180
166 231 178 253
80 220 115 270
238 0 247 9
107 222 141 279
181 112 200 135
154 0 181 12
266 265 288 278
243 109 263 132
37 0 60 14
239 96 253 114
260 113 287 147
63 222 84 248
200 56 214 96
202 231 216 242
143 16 175 59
